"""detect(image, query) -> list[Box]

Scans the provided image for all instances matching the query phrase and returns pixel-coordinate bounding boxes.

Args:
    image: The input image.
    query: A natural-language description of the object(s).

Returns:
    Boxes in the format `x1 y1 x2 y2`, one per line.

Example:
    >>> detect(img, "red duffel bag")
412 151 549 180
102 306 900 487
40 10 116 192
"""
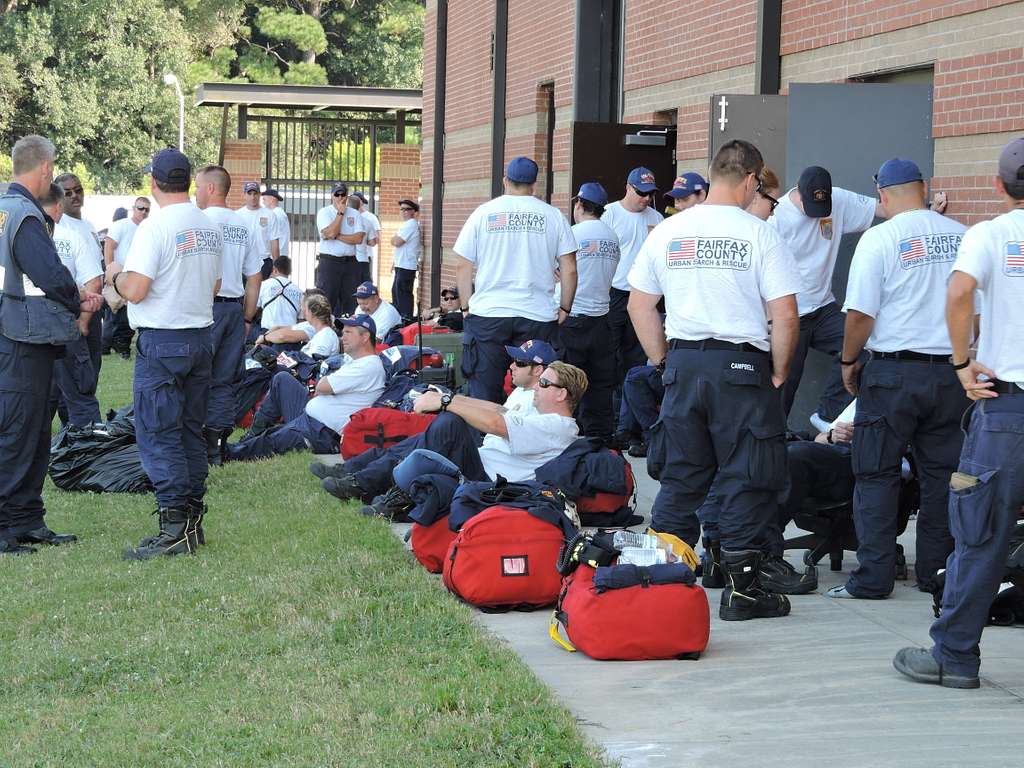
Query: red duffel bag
550 564 710 660
340 408 436 460
399 322 450 347
410 515 458 574
442 504 567 611
577 458 635 515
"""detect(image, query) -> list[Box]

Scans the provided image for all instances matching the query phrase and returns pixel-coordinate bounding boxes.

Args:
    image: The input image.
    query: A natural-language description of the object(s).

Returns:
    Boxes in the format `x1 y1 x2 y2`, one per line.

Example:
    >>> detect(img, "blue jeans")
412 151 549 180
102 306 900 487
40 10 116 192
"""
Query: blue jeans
133 328 213 509
930 395 1024 677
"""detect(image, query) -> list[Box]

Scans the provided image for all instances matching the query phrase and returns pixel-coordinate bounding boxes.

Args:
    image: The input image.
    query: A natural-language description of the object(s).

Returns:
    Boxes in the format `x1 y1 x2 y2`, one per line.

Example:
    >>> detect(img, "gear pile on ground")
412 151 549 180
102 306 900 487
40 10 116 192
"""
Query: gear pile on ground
48 406 152 494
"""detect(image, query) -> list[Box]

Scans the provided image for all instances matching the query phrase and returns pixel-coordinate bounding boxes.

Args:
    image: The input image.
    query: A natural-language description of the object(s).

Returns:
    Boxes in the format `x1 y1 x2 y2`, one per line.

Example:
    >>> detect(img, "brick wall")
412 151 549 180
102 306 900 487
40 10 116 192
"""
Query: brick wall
376 144 423 305
222 140 262 209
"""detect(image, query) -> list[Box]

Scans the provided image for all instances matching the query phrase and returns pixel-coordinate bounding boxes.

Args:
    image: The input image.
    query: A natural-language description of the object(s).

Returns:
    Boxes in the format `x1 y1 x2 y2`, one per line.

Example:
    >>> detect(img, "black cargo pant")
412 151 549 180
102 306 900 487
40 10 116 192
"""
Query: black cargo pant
648 342 787 552
315 254 361 317
557 313 616 440
846 356 966 597
782 301 853 423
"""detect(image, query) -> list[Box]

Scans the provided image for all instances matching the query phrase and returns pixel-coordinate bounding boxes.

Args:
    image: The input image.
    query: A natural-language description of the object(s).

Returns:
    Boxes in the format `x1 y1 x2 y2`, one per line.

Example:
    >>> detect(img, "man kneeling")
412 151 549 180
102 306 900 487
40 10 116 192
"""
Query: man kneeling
321 361 587 519
227 315 384 461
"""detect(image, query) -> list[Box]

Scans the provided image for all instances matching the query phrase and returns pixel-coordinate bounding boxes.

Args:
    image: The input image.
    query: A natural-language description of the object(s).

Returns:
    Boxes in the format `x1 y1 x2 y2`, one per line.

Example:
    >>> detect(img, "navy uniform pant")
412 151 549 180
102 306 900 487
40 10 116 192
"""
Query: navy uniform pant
392 267 416 319
0 336 57 540
557 314 616 439
847 358 966 597
462 314 558 403
930 395 1024 677
134 328 213 509
52 332 101 428
620 364 663 438
776 440 854 554
649 346 787 552
208 301 245 431
782 302 853 423
607 288 647 393
315 254 360 317
227 372 337 460
344 412 489 497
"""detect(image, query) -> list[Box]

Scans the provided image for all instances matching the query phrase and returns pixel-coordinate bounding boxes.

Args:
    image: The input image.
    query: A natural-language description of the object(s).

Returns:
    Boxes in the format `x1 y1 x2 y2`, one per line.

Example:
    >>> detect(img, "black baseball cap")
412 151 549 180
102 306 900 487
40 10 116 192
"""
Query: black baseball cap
399 198 419 212
798 166 832 218
262 188 283 201
332 182 349 196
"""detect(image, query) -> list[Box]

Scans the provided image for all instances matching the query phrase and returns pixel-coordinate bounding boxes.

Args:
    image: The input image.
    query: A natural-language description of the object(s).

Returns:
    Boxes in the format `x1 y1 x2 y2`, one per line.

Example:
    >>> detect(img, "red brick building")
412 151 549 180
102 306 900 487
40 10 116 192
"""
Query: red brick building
419 0 1024 298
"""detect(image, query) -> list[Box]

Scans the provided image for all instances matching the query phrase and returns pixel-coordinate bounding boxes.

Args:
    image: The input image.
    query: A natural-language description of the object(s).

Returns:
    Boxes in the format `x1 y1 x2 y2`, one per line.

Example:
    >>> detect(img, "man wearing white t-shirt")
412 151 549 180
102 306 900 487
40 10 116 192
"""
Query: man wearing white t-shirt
454 156 578 403
322 361 586 518
391 198 421 318
826 158 968 602
257 256 303 331
236 181 272 278
353 281 402 342
353 192 379 283
102 196 150 357
261 188 289 268
602 166 663 403
43 184 103 427
562 182 619 441
227 315 385 461
628 139 803 621
107 148 223 560
895 138 1024 691
196 165 265 465
316 183 366 316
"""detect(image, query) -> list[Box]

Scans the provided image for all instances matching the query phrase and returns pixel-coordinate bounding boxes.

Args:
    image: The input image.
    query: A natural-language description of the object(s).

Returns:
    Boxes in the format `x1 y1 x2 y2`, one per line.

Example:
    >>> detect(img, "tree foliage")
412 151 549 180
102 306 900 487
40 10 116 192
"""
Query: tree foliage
0 0 424 192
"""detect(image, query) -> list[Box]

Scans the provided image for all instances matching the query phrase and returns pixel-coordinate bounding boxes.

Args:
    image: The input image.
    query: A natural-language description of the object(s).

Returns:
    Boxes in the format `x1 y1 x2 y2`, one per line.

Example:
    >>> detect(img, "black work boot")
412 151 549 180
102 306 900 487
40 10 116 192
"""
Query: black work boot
359 485 415 522
720 549 791 621
123 507 199 560
322 474 367 502
188 497 208 546
758 552 818 595
310 461 351 481
137 507 168 548
244 415 273 441
205 428 223 467
701 538 726 589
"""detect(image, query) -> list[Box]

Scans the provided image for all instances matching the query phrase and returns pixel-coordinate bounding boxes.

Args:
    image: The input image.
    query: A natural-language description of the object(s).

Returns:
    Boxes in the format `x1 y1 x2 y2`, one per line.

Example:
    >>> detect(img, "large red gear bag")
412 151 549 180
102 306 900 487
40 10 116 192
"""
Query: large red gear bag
442 505 566 610
576 458 636 515
339 408 436 460
410 515 458 574
550 564 710 660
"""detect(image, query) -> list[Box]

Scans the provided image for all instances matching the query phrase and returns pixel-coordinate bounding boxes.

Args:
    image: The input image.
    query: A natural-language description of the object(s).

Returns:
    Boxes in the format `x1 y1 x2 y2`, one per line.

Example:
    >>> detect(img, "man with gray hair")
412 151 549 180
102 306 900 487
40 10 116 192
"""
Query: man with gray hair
0 135 103 555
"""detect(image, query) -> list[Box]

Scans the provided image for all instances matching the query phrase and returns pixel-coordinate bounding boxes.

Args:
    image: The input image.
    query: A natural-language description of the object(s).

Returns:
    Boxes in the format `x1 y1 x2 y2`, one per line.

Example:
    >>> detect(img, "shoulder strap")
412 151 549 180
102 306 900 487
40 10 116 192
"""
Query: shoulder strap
263 278 298 313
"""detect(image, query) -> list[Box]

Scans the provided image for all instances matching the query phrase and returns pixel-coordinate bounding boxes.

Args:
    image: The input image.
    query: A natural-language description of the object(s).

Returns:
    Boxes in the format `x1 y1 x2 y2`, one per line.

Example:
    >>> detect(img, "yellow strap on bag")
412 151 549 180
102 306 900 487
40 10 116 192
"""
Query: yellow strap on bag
549 612 576 653
647 529 700 571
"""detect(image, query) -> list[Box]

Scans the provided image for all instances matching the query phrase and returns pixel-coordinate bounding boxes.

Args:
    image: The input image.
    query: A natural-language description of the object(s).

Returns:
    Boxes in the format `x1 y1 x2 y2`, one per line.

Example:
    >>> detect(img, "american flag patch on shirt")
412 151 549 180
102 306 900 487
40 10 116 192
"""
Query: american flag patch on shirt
1006 241 1024 275
176 231 197 252
666 238 696 267
578 239 598 255
486 213 508 230
899 238 926 262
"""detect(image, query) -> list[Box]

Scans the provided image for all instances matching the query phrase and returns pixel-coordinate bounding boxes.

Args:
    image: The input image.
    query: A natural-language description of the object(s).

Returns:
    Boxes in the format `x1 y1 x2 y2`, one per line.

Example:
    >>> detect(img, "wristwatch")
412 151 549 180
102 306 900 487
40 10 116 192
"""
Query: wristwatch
439 393 453 412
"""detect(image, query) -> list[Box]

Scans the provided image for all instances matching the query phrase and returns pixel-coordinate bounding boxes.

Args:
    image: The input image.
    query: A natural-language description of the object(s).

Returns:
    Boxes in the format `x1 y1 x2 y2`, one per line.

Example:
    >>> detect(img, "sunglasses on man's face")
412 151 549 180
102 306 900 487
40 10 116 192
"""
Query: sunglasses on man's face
64 187 84 197
441 294 458 301
333 191 346 198
761 192 779 213
537 377 565 389
511 360 536 369
400 206 416 212
631 186 655 199
135 205 150 212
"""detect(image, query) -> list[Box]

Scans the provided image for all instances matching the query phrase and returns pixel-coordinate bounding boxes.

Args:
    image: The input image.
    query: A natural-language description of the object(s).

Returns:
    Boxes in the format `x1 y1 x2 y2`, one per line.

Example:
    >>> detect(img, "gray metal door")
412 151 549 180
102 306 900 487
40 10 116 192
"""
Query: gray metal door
709 94 788 183
785 82 934 429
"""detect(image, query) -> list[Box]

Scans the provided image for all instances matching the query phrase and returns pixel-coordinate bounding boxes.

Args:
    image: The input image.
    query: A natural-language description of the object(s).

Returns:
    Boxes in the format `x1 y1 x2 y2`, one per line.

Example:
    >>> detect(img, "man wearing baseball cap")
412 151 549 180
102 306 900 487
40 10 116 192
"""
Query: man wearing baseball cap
602 167 663 430
665 172 708 214
828 157 967 602
261 188 290 277
391 198 421 318
894 137 1024 690
560 182 620 441
353 280 402 342
452 155 578 403
107 147 223 559
316 182 366 316
235 180 272 277
227 314 385 462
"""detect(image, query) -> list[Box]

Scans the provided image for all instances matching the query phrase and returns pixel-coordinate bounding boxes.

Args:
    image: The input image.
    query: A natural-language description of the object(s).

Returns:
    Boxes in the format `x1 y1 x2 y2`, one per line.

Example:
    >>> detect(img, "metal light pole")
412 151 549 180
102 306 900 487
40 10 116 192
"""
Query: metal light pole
163 72 184 151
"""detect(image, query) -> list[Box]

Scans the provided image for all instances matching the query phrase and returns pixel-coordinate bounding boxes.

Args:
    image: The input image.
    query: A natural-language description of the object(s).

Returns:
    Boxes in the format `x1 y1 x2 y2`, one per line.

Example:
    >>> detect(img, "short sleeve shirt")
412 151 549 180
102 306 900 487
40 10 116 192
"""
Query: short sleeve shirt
105 218 138 263
305 353 387 433
301 326 340 358
629 205 801 351
235 206 271 258
393 218 421 270
272 207 290 256
356 210 380 263
203 207 264 297
453 194 577 322
769 186 877 315
339 209 366 256
258 277 302 328
123 202 222 330
316 205 345 257
476 412 580 482
844 209 966 354
52 217 103 286
602 202 663 291
570 219 620 316
952 209 1024 384
355 299 403 340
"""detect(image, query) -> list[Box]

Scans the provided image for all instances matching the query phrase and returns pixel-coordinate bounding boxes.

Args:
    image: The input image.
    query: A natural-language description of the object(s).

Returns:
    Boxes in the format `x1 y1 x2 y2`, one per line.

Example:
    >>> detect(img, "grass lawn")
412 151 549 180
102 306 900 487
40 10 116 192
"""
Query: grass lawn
1 355 610 768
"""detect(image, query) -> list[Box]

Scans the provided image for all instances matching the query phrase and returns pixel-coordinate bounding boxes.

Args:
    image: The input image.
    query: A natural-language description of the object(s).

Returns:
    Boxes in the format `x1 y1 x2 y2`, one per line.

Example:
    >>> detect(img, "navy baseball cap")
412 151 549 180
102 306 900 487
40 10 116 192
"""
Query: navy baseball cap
262 188 283 200
874 158 923 189
340 314 376 337
332 182 349 196
506 156 539 184
242 181 260 194
146 148 191 185
353 281 379 298
998 138 1024 188
665 172 707 199
505 339 558 366
574 182 608 207
627 167 658 194
351 191 368 205
798 166 832 218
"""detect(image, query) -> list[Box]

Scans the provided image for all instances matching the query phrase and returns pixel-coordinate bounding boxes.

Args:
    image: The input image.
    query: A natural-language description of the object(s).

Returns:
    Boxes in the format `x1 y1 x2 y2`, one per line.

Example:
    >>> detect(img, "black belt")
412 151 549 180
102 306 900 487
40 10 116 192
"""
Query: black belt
317 253 355 261
214 296 242 304
873 350 947 363
990 379 1024 395
669 338 765 354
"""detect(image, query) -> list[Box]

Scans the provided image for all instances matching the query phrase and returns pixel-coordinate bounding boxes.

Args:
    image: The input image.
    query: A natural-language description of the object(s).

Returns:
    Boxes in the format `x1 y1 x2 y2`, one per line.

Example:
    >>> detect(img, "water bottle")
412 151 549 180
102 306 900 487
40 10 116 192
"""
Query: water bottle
618 547 668 566
613 531 658 550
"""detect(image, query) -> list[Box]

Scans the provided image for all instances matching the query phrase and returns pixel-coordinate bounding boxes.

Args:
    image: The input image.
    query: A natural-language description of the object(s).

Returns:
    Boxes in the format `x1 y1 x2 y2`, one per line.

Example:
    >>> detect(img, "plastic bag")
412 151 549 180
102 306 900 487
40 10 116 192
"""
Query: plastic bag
48 406 152 493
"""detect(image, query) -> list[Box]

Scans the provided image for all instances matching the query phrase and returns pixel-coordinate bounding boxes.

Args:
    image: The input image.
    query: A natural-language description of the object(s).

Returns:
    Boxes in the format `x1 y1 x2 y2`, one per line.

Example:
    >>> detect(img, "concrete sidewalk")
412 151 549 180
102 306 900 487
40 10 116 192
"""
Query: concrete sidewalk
320 450 1024 767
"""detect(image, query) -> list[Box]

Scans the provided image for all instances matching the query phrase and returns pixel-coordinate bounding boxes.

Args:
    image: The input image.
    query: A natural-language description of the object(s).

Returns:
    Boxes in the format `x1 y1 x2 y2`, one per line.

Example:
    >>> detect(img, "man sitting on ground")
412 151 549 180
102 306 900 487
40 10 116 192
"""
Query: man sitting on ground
352 281 402 343
226 316 385 461
317 361 587 518
257 255 302 332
